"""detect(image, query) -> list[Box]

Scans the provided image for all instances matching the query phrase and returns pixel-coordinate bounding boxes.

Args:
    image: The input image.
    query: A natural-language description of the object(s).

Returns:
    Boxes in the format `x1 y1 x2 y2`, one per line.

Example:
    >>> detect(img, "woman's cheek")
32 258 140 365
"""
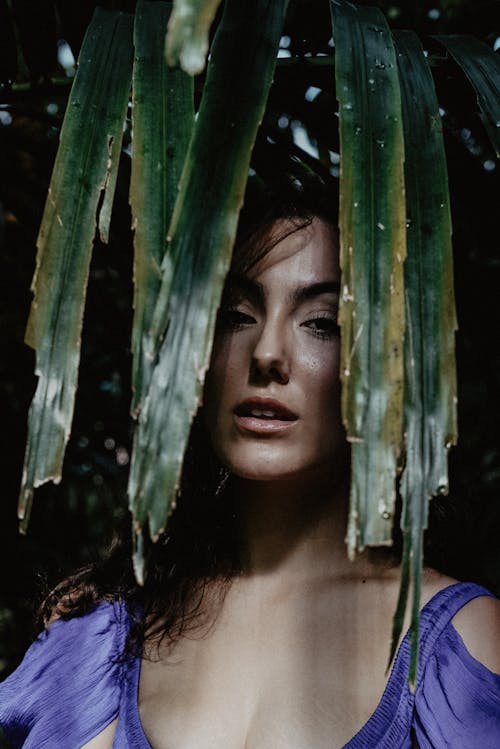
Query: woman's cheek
297 340 340 378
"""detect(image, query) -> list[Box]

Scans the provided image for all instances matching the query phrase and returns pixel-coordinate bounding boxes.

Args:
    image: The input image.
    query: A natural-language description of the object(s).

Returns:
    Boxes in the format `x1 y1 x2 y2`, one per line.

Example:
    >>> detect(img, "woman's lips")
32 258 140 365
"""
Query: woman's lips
233 397 298 435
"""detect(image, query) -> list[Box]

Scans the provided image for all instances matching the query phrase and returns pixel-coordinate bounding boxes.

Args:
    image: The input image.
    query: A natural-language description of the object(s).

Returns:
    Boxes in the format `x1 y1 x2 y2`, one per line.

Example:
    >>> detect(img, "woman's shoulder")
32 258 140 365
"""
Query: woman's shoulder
26 598 132 675
421 568 500 672
0 599 133 749
451 591 500 674
412 572 500 747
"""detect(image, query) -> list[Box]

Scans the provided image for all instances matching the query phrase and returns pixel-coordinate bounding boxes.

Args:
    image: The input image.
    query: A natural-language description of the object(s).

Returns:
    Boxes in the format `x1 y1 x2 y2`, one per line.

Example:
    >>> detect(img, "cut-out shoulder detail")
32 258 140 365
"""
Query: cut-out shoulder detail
81 718 118 749
452 594 500 674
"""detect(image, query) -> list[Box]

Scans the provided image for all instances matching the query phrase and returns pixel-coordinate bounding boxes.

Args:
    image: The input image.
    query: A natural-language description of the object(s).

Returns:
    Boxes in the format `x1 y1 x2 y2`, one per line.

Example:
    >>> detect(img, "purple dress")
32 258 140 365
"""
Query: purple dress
0 582 499 748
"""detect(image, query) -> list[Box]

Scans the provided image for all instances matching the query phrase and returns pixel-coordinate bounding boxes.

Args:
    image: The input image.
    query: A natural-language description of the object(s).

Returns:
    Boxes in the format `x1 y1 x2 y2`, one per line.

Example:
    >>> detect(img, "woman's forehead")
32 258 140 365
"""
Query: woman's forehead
246 217 339 282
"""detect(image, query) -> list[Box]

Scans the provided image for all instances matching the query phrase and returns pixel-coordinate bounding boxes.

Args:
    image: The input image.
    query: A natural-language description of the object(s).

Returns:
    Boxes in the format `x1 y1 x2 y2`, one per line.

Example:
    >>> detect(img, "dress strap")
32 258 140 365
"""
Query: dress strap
417 581 494 672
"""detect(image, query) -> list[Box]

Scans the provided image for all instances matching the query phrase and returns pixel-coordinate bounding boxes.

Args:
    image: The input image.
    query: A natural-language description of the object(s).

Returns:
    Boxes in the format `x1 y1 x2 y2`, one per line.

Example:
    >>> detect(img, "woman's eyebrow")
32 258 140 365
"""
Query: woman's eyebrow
225 275 340 305
225 273 264 304
289 280 340 304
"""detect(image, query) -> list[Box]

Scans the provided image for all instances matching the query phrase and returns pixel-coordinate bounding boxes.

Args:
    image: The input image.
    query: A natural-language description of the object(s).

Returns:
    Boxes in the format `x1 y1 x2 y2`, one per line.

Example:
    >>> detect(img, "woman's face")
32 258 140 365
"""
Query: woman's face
204 216 345 483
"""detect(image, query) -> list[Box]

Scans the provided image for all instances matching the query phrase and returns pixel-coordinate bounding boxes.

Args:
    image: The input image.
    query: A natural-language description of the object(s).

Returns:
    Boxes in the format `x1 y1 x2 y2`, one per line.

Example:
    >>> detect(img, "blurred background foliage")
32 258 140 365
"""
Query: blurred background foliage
0 0 499 677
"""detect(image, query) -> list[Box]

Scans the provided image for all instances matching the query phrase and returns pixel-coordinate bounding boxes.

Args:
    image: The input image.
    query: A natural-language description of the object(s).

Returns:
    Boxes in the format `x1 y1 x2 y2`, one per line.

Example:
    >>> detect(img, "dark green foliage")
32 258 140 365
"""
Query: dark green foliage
129 0 289 554
0 0 498 679
331 0 407 553
391 29 456 682
129 0 194 415
18 9 134 529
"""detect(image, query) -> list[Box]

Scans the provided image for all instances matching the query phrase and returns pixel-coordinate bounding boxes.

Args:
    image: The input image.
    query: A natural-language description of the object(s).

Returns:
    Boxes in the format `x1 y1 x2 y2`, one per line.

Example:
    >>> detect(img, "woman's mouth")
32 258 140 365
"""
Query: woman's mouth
233 398 298 435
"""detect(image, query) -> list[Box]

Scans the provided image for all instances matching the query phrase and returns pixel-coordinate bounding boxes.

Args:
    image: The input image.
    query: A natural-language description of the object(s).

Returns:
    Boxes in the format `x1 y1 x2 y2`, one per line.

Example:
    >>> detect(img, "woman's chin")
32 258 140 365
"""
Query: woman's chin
213 436 348 485
222 450 331 485
230 465 292 483
214 441 296 481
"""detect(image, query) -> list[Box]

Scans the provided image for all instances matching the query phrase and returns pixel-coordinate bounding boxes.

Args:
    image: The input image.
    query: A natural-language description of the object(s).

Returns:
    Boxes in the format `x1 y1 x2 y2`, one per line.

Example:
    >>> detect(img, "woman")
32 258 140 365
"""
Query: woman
1 176 499 748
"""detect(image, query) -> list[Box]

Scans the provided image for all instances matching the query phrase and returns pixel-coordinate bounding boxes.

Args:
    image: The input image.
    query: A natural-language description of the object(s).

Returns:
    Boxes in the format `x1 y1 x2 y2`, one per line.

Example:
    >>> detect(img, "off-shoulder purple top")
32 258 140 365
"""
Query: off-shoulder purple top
0 582 499 748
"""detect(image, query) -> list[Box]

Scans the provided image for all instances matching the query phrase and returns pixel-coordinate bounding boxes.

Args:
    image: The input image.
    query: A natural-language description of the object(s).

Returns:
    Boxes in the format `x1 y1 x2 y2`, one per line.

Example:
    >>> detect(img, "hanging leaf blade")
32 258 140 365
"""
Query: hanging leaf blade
128 0 289 551
130 0 194 415
434 34 500 157
390 29 457 685
18 8 133 529
330 0 406 554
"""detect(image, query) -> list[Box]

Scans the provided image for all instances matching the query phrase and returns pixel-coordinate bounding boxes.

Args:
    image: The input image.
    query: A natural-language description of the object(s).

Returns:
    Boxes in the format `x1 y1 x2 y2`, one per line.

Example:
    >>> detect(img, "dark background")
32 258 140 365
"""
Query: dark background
0 0 499 677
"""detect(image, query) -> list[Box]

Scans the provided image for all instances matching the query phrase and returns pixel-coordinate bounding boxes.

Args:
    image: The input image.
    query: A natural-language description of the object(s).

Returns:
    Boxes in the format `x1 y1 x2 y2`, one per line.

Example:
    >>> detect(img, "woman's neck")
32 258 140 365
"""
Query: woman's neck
226 462 398 585
228 465 351 579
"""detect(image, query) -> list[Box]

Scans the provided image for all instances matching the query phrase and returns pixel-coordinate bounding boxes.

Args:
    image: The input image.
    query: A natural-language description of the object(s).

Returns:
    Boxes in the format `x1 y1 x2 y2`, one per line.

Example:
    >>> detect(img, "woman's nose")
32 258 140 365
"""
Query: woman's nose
250 318 290 385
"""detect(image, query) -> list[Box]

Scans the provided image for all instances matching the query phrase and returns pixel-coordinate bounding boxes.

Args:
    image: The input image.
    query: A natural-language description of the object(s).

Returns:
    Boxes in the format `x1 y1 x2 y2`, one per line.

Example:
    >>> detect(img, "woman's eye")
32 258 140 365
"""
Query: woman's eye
219 308 255 331
302 315 339 340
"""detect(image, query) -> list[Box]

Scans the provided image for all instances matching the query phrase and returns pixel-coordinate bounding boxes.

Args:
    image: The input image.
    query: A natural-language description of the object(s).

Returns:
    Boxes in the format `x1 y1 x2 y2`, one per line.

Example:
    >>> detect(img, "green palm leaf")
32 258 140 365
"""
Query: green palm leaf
130 0 194 415
18 9 133 530
434 35 500 156
390 30 457 685
330 0 406 555
128 0 289 574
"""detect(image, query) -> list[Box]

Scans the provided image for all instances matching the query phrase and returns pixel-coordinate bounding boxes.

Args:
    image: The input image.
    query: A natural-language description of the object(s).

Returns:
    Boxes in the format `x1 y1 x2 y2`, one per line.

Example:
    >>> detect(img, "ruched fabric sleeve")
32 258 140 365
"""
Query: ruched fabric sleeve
0 601 130 749
413 623 500 749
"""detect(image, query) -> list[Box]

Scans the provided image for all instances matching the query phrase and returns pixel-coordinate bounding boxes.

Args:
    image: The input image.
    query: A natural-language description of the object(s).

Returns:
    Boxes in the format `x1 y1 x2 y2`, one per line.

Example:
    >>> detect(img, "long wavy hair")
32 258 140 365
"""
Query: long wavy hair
39 165 341 656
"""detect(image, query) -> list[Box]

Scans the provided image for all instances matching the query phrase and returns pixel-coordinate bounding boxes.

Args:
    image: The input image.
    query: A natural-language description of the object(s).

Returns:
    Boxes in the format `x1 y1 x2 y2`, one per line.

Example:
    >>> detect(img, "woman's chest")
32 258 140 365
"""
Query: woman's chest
138 589 394 749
